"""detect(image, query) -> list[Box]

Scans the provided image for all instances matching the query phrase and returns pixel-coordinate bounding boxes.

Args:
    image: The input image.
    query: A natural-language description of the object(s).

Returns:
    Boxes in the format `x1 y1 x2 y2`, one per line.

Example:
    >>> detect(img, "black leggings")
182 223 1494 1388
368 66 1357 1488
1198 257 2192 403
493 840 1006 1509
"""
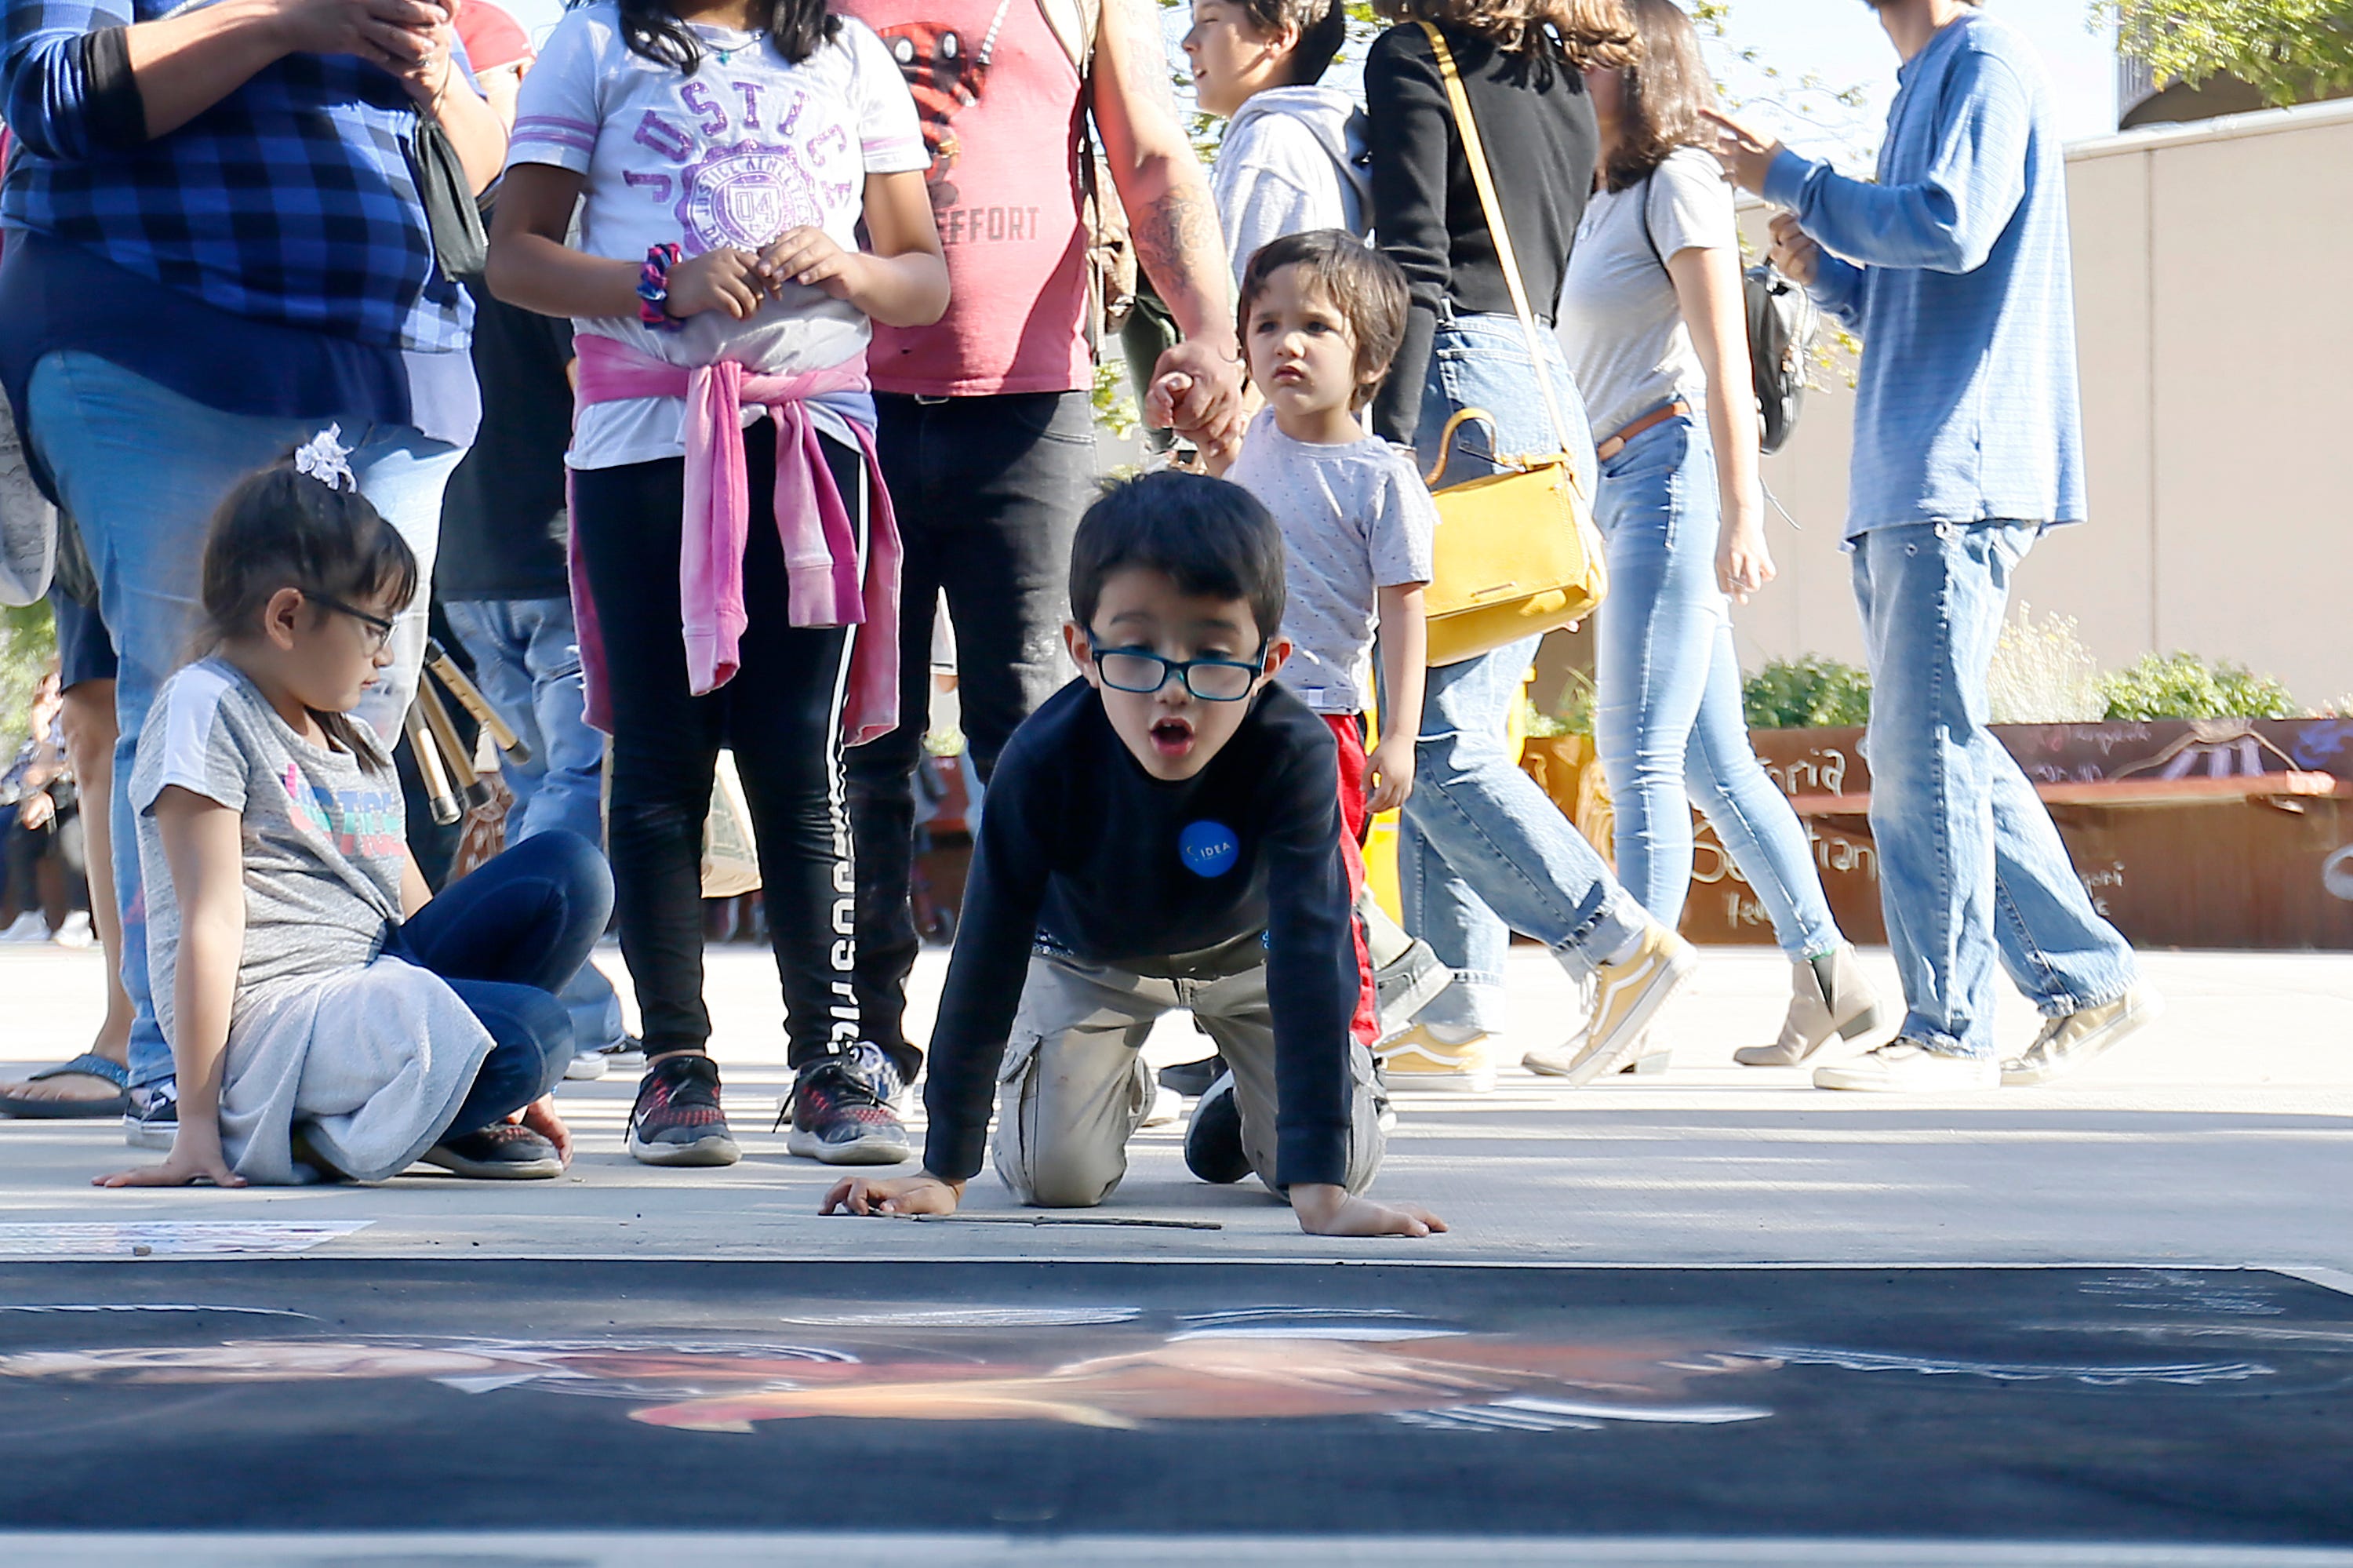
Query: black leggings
571 420 863 1067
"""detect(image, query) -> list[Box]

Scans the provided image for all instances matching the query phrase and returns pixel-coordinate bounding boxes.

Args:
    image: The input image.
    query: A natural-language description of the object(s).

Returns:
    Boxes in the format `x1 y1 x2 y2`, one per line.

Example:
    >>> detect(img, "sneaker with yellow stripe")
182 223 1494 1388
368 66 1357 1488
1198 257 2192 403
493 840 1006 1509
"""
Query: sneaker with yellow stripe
1548 924 1699 1086
1377 1022 1497 1093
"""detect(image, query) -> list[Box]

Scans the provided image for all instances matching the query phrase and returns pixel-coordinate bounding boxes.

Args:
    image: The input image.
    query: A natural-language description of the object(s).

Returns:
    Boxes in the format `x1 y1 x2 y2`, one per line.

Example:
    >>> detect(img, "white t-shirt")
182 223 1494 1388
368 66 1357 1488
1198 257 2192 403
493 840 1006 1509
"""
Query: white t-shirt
1226 412 1436 717
1556 146 1736 444
507 3 927 469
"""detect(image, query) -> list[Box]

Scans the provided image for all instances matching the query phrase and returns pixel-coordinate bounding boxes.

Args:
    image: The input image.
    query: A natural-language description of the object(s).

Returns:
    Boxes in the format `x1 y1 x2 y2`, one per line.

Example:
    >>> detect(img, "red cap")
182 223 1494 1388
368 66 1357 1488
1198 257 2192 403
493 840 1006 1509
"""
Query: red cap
452 0 535 74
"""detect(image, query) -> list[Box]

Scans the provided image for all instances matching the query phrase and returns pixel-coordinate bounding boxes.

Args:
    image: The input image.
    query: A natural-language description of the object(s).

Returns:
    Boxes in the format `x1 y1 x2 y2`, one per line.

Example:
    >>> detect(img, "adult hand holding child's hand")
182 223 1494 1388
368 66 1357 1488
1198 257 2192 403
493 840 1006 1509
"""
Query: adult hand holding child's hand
1290 1183 1447 1239
821 1173 963 1217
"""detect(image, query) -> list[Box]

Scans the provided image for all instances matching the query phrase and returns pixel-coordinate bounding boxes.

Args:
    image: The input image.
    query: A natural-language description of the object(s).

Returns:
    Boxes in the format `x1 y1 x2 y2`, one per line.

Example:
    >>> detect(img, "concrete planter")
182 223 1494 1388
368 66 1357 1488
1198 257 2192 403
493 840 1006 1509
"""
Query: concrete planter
1679 719 2353 951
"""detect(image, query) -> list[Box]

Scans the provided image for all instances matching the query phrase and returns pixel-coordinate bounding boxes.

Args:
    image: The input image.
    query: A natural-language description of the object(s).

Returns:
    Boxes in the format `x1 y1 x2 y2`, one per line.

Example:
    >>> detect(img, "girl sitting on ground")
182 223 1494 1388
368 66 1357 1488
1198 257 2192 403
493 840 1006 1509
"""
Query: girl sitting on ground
95 434 614 1189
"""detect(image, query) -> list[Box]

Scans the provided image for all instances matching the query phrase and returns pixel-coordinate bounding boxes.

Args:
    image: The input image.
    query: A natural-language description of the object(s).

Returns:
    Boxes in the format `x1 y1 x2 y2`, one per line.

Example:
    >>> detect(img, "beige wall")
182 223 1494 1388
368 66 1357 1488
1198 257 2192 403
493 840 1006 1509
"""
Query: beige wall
1728 99 2353 710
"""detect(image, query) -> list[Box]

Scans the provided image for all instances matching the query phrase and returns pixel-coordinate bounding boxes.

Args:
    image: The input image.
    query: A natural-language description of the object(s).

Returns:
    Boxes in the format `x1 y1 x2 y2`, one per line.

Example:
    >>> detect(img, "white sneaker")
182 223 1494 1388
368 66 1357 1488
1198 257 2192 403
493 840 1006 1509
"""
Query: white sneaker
1140 1082 1183 1128
1540 924 1699 1086
1813 1039 2000 1093
563 1050 609 1082
50 911 94 950
2002 988 2164 1086
0 911 51 943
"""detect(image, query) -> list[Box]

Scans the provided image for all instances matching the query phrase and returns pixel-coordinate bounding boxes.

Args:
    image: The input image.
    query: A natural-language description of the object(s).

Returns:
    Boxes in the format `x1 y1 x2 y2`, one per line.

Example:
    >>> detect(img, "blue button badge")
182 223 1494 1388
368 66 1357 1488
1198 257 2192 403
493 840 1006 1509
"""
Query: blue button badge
1178 820 1240 878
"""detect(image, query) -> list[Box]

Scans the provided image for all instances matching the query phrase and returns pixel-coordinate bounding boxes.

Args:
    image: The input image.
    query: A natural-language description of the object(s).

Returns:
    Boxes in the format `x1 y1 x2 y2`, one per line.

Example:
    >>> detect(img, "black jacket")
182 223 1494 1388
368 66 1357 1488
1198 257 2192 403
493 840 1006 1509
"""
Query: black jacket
922 680 1358 1189
1366 22 1599 446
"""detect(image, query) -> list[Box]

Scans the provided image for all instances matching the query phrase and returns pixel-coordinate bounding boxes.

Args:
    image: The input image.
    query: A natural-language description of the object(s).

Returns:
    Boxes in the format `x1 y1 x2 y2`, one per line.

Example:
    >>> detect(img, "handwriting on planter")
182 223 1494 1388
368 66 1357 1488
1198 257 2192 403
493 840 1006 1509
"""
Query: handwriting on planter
1765 748 1849 799
2080 862 2126 917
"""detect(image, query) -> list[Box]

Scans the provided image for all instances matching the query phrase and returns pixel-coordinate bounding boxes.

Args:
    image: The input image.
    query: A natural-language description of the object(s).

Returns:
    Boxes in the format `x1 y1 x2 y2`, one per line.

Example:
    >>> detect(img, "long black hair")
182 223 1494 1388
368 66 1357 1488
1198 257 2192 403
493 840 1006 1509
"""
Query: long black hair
613 0 842 71
196 457 420 758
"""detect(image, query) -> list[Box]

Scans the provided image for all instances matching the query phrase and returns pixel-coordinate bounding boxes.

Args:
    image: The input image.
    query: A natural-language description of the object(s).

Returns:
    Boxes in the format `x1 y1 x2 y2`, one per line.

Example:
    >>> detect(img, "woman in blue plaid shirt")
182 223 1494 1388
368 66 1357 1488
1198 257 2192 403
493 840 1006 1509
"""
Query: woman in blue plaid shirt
0 0 507 1149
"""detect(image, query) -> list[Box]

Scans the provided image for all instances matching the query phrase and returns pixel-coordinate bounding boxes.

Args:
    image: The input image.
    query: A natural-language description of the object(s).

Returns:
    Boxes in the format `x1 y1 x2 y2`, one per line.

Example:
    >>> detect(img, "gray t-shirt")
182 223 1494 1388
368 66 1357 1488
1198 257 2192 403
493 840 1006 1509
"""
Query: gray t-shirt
1557 146 1737 444
1227 412 1436 716
131 660 493 1184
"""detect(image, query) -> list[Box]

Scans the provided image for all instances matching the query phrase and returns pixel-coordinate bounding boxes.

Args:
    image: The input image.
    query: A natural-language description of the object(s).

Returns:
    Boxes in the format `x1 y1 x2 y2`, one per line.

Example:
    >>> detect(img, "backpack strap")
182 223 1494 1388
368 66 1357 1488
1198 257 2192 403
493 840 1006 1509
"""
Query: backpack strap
1418 21 1573 459
1637 169 1664 275
1035 0 1099 79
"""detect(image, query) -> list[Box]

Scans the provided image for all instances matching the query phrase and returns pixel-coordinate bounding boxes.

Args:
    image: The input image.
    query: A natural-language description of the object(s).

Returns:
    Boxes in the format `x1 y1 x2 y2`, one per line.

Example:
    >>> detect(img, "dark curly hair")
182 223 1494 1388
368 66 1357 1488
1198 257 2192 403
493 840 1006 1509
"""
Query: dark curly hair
1373 0 1635 66
611 0 841 71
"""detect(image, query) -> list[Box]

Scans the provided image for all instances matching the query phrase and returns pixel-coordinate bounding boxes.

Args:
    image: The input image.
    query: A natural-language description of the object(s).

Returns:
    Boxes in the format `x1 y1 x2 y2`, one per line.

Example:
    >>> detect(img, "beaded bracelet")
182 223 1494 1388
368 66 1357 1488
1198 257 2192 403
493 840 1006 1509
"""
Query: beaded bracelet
637 242 684 331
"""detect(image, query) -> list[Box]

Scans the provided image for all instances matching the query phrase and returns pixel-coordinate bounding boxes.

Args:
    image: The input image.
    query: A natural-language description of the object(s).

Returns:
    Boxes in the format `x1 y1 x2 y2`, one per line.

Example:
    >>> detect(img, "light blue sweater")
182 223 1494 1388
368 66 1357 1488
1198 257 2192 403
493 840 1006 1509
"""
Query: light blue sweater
1763 12 2084 538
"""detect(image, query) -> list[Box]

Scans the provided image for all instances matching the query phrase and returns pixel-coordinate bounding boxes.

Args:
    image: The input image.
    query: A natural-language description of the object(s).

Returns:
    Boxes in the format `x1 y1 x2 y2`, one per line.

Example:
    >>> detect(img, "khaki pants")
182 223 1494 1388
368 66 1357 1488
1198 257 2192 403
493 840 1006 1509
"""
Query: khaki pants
991 937 1389 1208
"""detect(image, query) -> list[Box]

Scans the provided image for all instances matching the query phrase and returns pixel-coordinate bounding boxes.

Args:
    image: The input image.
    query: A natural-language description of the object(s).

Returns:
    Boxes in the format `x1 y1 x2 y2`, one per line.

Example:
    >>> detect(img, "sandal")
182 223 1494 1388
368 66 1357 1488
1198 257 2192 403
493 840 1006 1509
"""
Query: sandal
0 1052 131 1119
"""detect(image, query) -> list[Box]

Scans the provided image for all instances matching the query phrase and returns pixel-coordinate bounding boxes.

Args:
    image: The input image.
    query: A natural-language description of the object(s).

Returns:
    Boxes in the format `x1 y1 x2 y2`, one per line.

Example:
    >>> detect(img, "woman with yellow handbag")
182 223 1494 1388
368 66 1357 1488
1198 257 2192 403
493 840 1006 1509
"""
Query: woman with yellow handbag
1558 0 1886 1070
1366 0 1695 1091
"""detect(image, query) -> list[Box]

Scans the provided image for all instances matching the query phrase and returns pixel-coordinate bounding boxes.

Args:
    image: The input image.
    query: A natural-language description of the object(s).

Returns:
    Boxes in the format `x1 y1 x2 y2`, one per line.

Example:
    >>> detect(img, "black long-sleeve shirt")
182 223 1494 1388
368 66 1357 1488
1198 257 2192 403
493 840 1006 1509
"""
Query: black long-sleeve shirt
1366 22 1600 447
922 679 1358 1188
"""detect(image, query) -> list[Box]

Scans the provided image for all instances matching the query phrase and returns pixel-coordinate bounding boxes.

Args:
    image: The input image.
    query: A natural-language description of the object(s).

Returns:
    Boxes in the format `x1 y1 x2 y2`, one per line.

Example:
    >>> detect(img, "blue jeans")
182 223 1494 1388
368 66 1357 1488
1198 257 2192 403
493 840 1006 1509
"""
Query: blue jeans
391 831 613 1135
1399 311 1646 1031
441 596 624 1053
26 351 464 1090
1594 413 1841 961
1853 522 2139 1057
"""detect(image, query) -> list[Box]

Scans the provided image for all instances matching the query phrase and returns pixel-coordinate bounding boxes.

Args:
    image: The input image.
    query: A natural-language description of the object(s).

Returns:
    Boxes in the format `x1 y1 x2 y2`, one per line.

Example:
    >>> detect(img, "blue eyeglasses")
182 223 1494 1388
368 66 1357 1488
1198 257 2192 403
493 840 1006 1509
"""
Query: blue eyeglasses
1087 635 1268 702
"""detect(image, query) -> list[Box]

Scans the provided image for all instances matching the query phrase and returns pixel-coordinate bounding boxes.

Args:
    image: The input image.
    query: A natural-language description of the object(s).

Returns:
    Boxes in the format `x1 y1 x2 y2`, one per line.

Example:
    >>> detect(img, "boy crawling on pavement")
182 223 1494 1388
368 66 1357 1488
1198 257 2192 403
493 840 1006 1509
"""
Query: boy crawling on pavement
824 472 1446 1237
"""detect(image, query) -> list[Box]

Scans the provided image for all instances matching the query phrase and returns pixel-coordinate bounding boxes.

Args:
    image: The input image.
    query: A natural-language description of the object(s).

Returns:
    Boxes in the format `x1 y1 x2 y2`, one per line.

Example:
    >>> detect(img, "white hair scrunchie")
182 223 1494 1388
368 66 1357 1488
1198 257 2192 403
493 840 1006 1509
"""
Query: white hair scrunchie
293 424 358 493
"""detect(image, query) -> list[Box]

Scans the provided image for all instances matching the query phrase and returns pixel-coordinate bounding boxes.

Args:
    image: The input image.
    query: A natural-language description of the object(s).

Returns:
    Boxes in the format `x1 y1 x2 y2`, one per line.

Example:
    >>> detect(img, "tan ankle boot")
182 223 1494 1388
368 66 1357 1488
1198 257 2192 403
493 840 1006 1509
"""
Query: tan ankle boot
1734 943 1889 1066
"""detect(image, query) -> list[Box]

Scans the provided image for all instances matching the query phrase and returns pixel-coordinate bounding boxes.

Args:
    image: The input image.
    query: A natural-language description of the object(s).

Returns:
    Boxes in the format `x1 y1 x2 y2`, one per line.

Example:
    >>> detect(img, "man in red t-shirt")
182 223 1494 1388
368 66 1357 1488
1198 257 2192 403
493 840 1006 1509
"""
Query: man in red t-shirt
831 0 1245 1148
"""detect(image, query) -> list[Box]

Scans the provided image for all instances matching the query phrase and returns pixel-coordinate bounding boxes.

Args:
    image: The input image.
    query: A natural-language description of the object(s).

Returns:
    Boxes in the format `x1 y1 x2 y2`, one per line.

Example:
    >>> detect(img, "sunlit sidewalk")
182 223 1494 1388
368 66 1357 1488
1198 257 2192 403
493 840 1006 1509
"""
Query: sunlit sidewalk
3 940 2350 1272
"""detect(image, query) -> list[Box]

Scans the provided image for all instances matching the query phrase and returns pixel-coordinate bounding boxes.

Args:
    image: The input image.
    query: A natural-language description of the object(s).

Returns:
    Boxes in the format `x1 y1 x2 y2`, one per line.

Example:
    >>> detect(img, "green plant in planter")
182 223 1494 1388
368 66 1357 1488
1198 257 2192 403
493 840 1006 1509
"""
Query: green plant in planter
1987 603 2103 723
2097 653 2297 722
1742 656 1871 729
1520 669 1597 740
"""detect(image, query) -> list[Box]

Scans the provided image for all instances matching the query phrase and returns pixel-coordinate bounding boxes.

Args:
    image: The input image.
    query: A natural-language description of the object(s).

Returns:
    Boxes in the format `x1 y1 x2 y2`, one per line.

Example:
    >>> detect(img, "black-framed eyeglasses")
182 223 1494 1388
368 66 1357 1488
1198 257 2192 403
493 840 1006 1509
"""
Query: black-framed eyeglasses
311 593 396 655
1088 635 1268 703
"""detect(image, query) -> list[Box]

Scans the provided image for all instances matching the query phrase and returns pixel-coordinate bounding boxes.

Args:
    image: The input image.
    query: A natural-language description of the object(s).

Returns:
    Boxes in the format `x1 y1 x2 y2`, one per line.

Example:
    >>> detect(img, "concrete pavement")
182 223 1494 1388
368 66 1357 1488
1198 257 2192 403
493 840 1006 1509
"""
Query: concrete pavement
4 940 2348 1271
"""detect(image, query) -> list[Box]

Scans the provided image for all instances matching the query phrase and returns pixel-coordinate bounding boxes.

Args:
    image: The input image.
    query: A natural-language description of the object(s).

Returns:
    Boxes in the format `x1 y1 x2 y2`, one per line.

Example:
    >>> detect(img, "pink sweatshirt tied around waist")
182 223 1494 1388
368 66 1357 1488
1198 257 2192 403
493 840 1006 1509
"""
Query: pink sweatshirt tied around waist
568 333 901 746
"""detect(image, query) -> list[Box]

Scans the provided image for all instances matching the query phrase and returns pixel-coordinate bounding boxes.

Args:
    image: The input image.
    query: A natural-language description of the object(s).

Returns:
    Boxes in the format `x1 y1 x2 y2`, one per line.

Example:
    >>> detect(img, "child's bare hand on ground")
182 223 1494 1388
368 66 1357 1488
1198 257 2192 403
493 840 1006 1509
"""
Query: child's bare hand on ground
1366 732 1416 815
821 1173 963 1217
94 1144 246 1189
1289 1183 1447 1238
518 1096 572 1168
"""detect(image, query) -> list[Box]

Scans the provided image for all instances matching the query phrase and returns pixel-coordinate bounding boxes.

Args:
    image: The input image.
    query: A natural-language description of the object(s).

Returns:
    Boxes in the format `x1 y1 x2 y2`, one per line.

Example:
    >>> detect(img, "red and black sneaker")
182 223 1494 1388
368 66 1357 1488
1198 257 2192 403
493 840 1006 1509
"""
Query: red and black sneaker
780 1057 911 1166
627 1053 740 1167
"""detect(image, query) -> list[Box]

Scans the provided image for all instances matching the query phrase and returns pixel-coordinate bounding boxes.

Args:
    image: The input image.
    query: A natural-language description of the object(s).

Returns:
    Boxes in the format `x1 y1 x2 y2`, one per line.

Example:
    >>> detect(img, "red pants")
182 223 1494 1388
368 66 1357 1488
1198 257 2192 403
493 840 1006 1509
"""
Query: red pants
1325 713 1379 1049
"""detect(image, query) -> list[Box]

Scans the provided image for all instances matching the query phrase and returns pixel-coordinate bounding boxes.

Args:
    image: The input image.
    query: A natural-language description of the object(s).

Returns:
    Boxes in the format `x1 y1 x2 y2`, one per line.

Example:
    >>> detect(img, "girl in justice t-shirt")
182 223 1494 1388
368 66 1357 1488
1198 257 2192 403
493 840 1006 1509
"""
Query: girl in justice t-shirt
490 0 947 1170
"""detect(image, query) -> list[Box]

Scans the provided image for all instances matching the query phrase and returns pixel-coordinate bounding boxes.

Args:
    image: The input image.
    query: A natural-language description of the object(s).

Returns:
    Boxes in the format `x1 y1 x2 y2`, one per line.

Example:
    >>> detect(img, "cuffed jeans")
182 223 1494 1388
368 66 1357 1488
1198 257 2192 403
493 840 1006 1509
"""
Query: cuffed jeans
1400 311 1646 1031
442 595 625 1053
389 831 613 1135
26 351 463 1090
1853 521 2139 1057
1594 413 1840 960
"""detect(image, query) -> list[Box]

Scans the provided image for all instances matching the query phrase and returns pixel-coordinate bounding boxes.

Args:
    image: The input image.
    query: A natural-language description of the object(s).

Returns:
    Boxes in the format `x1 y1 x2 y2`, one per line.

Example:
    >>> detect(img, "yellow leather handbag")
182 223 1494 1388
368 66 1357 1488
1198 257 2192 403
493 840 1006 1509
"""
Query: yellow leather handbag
1416 21 1608 667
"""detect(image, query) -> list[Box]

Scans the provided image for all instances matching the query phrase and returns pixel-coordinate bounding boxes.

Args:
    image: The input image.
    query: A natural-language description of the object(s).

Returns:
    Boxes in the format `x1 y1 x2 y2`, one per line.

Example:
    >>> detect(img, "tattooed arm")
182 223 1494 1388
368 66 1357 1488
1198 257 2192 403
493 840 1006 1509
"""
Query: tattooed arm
1087 0 1244 448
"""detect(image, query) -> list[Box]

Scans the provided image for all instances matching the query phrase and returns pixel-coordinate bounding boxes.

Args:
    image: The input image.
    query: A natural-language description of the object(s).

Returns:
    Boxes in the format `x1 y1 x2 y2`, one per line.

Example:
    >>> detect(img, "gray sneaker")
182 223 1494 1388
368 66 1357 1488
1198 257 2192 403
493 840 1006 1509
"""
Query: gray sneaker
123 1081 178 1151
1373 937 1453 1041
2002 988 2165 1086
